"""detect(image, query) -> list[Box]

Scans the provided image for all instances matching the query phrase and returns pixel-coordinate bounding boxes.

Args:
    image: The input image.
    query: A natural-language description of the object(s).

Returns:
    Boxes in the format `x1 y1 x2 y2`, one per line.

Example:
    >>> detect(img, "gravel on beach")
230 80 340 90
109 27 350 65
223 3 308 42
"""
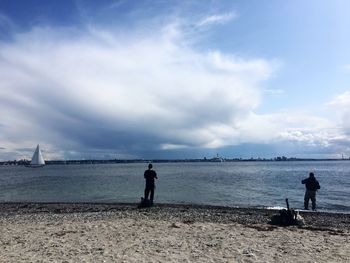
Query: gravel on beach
1 202 349 230
1 203 349 262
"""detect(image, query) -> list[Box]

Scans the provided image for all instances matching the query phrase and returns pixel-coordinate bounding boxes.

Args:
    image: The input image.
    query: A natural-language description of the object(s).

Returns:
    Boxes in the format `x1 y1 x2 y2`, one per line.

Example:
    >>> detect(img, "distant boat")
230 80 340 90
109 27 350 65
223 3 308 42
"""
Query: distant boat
27 144 45 168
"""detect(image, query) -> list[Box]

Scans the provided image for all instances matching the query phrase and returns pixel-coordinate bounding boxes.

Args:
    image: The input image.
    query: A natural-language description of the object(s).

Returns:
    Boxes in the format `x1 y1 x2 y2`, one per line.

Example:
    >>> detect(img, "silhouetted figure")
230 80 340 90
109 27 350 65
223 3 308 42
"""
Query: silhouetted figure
144 163 157 205
302 172 321 210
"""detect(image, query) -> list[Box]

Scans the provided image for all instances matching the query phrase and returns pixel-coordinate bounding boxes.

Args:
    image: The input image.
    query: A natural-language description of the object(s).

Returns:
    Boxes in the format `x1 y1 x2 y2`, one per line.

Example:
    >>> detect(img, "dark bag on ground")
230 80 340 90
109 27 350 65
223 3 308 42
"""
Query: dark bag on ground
270 199 305 226
138 197 152 208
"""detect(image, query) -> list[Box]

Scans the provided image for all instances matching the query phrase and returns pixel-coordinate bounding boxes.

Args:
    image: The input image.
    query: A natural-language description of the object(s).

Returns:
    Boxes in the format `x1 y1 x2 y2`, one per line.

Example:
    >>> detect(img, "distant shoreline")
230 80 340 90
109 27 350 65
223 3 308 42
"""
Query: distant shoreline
1 158 350 166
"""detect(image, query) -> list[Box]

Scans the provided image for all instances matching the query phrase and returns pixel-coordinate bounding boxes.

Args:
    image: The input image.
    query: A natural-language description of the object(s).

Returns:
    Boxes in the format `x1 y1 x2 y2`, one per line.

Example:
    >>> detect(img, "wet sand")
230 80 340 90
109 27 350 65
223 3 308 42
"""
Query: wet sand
0 203 349 262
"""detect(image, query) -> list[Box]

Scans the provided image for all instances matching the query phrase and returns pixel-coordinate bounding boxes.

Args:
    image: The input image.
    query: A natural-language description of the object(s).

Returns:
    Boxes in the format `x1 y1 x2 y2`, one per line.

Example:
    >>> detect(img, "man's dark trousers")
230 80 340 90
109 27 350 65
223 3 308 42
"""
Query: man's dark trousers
144 183 155 203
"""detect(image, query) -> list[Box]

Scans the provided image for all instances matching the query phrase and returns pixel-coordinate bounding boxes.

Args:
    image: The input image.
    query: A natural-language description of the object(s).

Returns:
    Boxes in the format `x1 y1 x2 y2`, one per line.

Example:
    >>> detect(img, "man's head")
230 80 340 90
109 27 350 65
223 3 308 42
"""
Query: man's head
148 163 153 169
309 172 315 178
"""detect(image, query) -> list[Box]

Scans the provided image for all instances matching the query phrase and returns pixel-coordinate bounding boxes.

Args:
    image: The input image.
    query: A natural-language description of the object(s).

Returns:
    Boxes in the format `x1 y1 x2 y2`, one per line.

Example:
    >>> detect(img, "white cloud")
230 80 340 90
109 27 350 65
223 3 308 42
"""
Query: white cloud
0 23 273 159
160 143 188 150
197 13 236 27
2 17 348 160
327 91 350 134
263 88 285 95
235 111 336 147
327 91 350 108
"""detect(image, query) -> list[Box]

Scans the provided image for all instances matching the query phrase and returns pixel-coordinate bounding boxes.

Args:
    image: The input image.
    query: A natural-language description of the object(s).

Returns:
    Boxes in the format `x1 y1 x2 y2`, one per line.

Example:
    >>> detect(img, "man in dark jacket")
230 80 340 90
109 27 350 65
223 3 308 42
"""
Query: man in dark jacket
144 163 158 205
302 172 321 210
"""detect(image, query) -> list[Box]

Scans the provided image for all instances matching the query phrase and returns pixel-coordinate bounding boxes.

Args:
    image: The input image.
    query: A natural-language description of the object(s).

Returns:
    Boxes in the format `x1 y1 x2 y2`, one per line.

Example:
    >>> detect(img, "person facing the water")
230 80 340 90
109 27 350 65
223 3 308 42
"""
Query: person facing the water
302 172 321 210
144 163 158 205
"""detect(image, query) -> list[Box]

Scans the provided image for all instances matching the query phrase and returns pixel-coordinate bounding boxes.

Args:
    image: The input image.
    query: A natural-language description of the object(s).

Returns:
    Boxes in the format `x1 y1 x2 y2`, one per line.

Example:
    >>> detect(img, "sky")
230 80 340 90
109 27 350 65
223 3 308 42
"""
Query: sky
1 0 350 160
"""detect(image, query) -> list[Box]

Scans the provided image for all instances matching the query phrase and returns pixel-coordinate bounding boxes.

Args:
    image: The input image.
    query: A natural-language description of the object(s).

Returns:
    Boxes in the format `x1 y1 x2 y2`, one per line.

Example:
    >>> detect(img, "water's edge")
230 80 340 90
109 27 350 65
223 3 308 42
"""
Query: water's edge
1 201 349 215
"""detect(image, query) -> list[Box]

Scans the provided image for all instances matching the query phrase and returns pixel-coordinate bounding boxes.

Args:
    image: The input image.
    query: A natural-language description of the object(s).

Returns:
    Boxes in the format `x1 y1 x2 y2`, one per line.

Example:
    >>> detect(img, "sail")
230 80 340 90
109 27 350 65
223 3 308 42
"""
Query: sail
30 144 45 166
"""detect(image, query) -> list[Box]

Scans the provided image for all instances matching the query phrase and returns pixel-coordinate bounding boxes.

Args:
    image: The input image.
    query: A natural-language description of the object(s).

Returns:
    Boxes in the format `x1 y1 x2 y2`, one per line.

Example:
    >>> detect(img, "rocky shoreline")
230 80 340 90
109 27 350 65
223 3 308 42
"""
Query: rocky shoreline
1 202 349 229
1 202 349 262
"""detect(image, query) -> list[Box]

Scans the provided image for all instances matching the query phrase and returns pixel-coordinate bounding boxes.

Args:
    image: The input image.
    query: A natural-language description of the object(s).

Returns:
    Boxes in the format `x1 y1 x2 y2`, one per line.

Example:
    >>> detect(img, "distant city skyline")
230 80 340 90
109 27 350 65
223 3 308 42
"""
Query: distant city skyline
1 0 350 160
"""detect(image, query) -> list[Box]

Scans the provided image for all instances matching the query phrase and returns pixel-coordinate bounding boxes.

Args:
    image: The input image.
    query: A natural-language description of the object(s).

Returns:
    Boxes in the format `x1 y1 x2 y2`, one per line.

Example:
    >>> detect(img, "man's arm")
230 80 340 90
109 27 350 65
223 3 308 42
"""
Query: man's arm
301 179 306 184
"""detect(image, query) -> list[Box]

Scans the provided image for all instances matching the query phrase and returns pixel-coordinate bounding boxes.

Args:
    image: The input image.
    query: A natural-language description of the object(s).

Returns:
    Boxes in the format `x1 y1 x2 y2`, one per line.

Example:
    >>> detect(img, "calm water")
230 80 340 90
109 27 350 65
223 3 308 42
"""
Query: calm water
0 161 349 212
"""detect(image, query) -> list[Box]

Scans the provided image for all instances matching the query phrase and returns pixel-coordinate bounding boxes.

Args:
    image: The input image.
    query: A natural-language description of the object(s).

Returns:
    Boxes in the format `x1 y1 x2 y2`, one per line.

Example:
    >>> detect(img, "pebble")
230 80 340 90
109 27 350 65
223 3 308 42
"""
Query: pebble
0 203 348 230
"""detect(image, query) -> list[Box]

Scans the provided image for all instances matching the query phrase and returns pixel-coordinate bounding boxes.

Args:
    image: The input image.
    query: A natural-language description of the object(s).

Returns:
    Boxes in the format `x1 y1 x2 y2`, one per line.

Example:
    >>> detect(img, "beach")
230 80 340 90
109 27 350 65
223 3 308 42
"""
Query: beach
0 203 349 262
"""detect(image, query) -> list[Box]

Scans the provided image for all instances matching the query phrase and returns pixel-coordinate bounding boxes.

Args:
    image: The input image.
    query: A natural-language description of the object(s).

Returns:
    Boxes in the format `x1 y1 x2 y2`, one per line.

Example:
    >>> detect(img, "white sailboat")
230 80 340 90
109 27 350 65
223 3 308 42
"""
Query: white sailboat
28 144 45 167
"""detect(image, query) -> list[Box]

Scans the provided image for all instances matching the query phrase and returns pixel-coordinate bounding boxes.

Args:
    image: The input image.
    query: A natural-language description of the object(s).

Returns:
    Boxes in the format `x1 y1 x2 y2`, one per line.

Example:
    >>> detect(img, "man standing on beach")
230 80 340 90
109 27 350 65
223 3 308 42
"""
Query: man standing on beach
302 172 321 211
144 163 158 205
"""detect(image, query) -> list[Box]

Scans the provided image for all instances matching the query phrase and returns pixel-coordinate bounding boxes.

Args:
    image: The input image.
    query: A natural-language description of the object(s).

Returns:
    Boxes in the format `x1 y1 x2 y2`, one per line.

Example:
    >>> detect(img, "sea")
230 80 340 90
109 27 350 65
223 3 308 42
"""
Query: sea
0 161 349 213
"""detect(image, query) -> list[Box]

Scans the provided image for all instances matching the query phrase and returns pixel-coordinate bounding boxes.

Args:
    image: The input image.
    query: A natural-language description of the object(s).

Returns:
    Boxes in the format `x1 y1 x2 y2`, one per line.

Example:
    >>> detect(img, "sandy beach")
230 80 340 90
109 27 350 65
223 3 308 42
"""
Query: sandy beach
0 203 349 262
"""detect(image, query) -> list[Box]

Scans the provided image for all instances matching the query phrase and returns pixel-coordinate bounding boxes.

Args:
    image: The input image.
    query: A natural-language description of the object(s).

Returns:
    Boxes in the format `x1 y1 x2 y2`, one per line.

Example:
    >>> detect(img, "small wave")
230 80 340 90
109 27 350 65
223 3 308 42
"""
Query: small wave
266 206 286 210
